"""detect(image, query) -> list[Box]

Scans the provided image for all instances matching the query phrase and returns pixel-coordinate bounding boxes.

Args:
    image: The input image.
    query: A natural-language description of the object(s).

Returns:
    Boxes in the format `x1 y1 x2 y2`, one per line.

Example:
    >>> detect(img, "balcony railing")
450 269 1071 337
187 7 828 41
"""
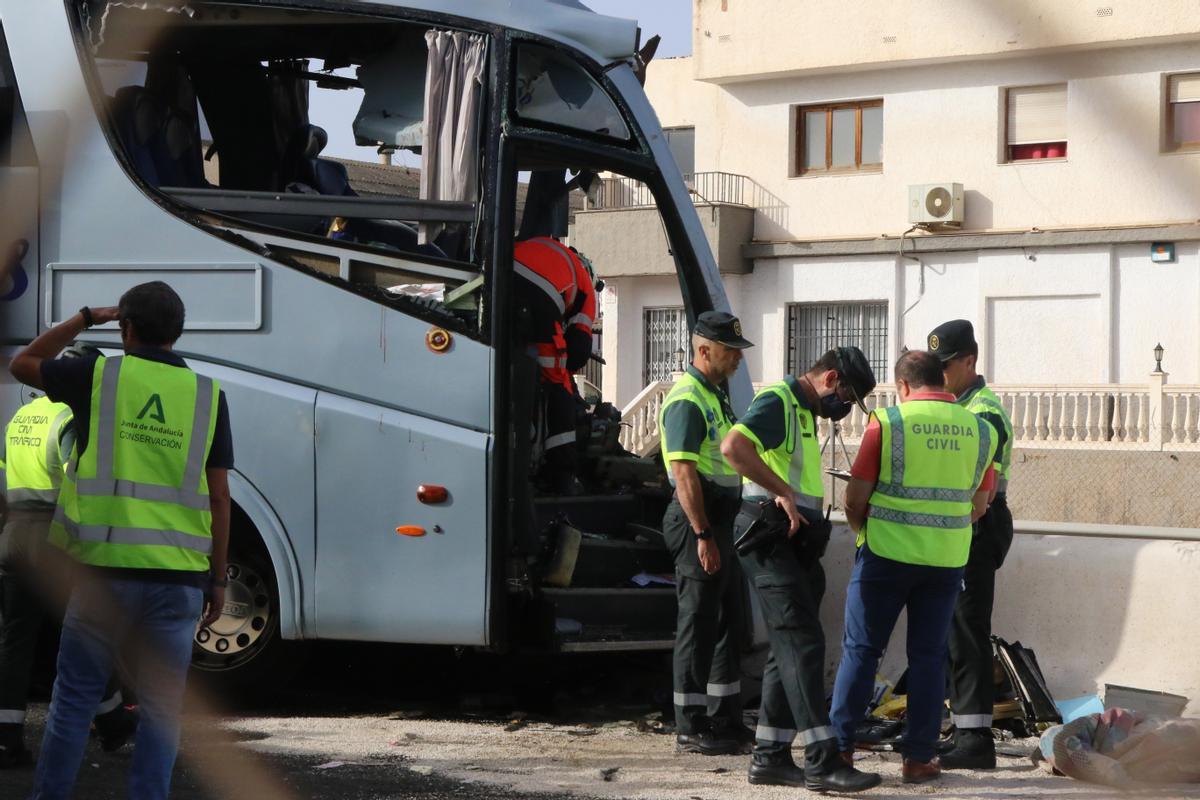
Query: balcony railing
588 171 753 210
618 374 1192 457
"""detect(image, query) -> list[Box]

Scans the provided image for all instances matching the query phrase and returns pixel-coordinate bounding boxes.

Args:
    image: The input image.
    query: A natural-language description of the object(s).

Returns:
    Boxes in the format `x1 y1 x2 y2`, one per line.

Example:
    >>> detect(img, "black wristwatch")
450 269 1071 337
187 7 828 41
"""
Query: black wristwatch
694 528 713 541
79 306 95 328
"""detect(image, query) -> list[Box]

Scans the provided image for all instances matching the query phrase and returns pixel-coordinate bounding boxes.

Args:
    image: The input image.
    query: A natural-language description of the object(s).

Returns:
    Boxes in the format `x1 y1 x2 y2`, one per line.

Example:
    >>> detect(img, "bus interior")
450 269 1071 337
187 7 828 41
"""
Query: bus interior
82 0 687 653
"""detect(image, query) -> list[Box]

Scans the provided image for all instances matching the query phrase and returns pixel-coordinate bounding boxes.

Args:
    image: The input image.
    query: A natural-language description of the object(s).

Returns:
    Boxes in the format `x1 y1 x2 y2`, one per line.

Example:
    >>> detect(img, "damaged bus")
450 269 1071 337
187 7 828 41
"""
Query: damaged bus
0 0 752 685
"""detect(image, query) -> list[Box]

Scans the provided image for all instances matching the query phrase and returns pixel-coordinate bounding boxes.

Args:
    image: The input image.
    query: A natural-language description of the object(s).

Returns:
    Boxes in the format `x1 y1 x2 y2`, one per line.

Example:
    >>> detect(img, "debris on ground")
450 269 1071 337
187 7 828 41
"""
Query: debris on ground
503 718 529 732
599 766 620 781
1103 684 1189 717
1036 708 1200 788
1055 694 1103 723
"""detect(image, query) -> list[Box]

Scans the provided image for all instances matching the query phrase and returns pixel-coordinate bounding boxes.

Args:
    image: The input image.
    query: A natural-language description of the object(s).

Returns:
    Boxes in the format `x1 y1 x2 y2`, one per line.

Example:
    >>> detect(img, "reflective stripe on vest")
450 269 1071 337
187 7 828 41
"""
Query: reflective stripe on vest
740 382 824 509
864 402 995 568
48 356 219 572
659 371 740 487
960 383 1013 482
514 237 579 315
4 396 73 509
51 504 212 555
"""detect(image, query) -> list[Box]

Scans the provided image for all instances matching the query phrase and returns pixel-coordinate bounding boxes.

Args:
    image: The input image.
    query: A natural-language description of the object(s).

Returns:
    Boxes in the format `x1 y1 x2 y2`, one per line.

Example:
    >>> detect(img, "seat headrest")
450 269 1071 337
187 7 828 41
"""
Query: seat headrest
305 125 328 159
163 112 195 160
132 92 166 146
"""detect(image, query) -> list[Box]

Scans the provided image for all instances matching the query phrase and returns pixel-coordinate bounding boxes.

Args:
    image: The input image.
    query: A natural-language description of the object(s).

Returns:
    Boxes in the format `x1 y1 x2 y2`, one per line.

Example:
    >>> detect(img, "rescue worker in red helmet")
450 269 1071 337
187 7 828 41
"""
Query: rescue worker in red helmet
513 236 597 494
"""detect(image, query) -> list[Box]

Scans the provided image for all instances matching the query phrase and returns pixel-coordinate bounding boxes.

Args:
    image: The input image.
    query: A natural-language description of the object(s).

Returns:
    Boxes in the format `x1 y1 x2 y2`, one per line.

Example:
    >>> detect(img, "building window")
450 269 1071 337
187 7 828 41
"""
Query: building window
1167 73 1200 152
786 302 889 381
664 127 695 177
1005 84 1067 161
793 100 882 176
644 306 689 384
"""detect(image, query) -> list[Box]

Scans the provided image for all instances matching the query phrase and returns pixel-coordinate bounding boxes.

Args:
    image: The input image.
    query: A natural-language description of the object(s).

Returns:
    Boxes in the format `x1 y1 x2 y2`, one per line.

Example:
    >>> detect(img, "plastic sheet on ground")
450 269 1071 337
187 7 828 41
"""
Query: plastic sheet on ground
1036 708 1200 788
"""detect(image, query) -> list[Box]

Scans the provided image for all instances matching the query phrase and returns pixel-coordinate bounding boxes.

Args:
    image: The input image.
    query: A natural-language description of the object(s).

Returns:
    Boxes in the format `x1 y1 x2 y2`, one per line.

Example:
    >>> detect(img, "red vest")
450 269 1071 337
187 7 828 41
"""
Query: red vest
514 237 594 388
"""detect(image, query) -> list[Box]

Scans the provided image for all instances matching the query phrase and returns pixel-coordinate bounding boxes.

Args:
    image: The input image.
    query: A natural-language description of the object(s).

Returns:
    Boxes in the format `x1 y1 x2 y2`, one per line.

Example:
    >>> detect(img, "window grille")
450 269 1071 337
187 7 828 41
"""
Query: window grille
786 302 889 381
644 307 689 384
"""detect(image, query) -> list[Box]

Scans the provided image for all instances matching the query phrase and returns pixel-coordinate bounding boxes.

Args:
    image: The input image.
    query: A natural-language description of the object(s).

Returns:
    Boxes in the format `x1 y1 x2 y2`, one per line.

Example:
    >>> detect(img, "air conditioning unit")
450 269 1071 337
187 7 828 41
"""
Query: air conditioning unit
908 182 964 227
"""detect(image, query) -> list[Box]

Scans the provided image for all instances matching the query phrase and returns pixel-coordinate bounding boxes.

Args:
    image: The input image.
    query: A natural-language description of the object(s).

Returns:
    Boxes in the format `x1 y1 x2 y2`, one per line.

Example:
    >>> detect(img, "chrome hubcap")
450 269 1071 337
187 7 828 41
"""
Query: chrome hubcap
194 561 271 658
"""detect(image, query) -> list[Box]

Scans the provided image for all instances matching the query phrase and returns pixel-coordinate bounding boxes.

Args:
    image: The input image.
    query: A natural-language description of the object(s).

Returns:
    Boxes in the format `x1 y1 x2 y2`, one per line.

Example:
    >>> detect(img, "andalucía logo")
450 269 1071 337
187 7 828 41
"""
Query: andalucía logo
136 394 166 424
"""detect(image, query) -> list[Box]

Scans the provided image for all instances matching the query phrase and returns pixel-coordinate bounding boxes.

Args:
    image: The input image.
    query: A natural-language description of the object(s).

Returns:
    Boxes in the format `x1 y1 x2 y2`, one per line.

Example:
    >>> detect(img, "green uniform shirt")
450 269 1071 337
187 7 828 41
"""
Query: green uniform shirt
660 367 736 462
957 376 1012 487
734 376 807 452
731 377 824 508
659 366 741 491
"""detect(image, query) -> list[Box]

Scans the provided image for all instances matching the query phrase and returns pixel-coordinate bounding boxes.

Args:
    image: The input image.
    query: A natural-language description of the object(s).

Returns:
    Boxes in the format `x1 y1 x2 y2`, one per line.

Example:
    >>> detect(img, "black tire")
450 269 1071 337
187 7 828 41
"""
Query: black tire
190 519 306 697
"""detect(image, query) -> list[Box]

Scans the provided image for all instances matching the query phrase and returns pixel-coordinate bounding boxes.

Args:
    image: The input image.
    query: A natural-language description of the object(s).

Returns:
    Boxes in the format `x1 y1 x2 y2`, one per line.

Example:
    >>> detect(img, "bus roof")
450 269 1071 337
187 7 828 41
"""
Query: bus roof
343 0 641 62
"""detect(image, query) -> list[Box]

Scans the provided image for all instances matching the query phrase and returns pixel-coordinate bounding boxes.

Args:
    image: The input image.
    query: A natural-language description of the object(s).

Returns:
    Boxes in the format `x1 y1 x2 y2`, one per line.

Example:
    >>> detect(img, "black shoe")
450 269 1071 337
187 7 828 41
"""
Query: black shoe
805 764 883 793
676 730 739 756
936 735 957 754
0 743 33 770
95 706 139 753
713 722 755 754
939 746 996 770
940 729 995 770
748 757 807 787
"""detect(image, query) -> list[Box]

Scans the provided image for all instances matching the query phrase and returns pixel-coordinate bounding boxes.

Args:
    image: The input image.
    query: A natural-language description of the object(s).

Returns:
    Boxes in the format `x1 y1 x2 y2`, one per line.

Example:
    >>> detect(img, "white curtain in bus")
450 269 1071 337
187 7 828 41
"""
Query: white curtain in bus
419 30 486 245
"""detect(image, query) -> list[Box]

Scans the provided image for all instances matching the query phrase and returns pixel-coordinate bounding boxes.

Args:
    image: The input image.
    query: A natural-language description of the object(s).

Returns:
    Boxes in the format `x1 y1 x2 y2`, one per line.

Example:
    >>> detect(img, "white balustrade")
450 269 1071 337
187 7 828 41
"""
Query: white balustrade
616 376 1200 455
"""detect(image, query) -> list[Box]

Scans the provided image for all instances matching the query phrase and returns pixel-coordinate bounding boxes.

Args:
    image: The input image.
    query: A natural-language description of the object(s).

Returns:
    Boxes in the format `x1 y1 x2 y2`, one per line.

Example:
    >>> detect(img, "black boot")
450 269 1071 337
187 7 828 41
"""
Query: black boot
747 748 807 786
939 728 996 770
805 740 882 793
0 725 32 770
676 729 739 756
711 719 755 755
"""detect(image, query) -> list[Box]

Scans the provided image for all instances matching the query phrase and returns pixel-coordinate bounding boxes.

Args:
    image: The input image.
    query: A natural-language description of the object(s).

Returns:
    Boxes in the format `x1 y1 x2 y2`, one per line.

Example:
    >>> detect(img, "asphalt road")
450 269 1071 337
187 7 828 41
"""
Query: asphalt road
7 643 1197 799
0 642 662 800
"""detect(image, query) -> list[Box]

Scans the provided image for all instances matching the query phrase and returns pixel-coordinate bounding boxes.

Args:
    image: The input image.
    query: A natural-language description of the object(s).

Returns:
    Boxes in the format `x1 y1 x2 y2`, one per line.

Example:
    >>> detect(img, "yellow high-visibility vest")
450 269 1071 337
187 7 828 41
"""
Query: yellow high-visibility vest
49 356 219 572
864 400 996 567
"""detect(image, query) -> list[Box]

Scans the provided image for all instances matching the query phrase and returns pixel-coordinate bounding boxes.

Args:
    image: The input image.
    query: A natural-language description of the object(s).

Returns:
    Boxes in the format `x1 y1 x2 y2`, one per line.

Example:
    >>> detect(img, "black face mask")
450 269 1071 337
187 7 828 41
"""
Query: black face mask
818 393 853 421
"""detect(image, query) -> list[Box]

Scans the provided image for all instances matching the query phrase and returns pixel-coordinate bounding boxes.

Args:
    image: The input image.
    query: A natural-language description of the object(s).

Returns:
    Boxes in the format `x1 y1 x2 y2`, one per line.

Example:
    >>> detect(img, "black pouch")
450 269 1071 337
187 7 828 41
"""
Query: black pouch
792 506 833 564
734 500 780 556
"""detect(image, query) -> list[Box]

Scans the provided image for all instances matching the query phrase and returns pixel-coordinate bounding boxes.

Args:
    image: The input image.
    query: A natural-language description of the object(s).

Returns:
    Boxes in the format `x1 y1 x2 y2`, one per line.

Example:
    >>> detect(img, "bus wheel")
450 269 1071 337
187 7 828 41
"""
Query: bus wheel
190 525 303 695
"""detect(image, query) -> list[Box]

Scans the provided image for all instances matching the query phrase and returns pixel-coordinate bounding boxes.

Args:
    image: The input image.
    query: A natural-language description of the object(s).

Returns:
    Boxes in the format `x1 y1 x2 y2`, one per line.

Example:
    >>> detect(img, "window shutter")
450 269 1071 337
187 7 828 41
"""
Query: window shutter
1170 73 1200 104
1007 84 1067 145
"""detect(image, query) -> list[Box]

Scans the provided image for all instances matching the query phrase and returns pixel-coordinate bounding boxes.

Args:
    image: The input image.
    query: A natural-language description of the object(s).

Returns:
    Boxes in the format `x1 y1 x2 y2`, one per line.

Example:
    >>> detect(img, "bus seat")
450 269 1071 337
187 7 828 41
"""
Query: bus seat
160 107 208 188
110 86 162 185
284 123 356 197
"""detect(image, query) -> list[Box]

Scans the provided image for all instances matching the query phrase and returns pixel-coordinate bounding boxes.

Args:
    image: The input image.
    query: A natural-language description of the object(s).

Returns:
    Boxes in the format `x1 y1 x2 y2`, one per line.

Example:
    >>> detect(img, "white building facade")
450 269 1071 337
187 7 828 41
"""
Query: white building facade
588 1 1200 408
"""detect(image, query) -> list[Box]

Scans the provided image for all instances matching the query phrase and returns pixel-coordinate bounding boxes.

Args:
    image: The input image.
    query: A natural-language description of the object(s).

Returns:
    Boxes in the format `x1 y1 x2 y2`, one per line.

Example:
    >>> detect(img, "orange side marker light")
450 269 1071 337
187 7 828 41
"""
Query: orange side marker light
396 526 426 537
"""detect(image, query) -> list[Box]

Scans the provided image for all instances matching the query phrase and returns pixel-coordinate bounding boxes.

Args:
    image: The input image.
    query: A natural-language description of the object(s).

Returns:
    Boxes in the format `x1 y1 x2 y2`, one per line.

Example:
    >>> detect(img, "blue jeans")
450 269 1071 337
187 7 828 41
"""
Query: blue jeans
30 576 203 800
829 544 963 763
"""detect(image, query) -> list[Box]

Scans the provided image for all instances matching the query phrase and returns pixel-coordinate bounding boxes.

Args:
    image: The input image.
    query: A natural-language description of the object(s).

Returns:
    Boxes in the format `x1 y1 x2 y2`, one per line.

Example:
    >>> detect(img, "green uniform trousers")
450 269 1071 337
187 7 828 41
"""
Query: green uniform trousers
734 507 838 768
947 494 1014 730
663 487 743 735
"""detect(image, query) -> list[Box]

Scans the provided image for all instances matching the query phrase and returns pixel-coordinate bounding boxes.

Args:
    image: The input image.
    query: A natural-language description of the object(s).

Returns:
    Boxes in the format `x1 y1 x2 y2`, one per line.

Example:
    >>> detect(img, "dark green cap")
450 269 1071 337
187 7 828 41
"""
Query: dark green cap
927 319 976 362
694 311 754 349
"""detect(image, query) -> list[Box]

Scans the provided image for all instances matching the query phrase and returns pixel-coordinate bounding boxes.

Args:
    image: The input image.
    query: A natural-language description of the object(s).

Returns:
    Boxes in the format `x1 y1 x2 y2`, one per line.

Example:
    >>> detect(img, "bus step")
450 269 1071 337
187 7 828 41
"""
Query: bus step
542 586 677 634
533 494 644 538
568 537 674 588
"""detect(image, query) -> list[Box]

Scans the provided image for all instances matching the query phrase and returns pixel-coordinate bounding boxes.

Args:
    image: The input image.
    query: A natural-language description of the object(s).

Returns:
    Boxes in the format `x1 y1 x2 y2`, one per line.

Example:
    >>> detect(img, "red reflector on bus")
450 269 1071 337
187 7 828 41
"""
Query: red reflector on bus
396 526 426 537
417 484 448 504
